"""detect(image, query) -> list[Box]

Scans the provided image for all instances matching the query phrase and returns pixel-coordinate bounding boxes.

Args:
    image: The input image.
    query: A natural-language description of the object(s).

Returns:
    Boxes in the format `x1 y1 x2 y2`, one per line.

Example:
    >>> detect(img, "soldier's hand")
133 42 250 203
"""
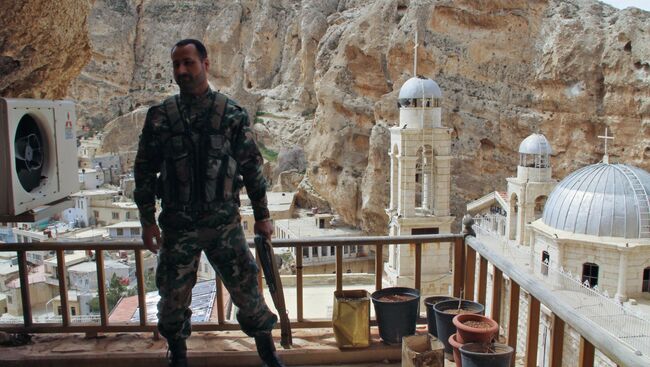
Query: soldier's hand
254 219 274 239
142 224 162 254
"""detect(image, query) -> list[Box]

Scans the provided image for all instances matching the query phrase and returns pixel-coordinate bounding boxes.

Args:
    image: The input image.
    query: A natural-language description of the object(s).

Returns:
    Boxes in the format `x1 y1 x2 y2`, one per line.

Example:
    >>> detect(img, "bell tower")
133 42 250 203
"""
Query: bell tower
506 133 556 246
385 68 455 293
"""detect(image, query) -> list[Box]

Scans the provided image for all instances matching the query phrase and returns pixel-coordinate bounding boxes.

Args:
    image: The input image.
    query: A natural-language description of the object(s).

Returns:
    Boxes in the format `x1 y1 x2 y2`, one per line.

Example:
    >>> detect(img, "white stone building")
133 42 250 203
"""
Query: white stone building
530 162 650 302
61 189 138 228
79 168 105 190
467 133 650 366
68 260 130 291
384 75 454 294
106 221 142 239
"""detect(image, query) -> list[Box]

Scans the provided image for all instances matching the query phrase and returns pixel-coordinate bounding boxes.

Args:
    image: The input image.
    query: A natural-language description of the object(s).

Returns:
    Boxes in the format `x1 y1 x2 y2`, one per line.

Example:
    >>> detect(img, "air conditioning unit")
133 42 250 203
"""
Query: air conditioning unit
0 98 78 216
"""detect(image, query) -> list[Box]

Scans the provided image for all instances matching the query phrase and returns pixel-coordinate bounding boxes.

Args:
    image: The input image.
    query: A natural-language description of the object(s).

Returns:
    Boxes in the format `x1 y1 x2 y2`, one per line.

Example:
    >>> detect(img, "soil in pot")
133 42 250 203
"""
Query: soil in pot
371 287 420 345
424 295 456 337
433 300 485 361
453 313 499 344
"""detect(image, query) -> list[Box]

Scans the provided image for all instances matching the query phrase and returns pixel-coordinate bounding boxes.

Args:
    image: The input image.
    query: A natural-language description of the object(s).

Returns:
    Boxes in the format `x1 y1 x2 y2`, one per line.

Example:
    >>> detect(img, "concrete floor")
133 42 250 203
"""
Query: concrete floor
0 328 421 367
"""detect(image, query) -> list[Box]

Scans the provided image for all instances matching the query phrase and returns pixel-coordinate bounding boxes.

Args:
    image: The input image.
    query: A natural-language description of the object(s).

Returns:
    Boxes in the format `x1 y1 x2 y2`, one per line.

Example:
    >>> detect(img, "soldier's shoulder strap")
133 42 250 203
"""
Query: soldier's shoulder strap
163 95 185 134
211 91 228 132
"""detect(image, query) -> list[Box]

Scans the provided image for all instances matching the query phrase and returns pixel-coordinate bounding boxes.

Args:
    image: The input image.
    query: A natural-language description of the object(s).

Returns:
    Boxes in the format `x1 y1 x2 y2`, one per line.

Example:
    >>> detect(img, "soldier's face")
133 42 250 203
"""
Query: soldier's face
171 44 209 93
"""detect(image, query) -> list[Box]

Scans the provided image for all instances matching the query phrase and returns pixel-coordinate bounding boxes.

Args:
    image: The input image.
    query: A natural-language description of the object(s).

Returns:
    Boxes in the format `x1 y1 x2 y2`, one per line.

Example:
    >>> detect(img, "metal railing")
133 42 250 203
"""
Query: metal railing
1 221 649 366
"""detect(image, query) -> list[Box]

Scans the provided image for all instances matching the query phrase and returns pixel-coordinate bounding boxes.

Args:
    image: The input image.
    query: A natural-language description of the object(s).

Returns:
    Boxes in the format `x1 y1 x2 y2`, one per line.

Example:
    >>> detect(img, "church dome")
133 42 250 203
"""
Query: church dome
398 76 442 107
542 163 650 239
519 133 553 155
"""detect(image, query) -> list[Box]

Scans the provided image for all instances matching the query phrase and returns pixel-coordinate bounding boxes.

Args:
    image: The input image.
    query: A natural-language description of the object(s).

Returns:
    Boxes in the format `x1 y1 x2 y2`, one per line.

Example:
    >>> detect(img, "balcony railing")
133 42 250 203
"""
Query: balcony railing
0 218 648 366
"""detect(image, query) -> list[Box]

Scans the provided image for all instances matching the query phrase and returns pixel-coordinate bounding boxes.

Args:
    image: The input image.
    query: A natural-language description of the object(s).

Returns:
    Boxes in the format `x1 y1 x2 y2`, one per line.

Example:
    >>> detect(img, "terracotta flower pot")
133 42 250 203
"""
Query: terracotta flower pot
448 333 464 367
452 313 498 344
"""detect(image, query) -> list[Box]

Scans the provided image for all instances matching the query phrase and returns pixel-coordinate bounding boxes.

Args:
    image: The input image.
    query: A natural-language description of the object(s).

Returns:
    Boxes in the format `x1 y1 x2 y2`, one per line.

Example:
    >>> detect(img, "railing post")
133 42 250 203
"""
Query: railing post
507 280 520 367
463 215 476 301
336 244 343 292
95 250 108 327
525 295 541 367
491 267 503 325
135 250 147 326
17 251 32 327
375 243 383 291
216 278 225 324
296 245 304 322
453 237 464 298
56 249 70 327
478 255 488 305
579 336 595 367
550 313 565 367
414 242 422 291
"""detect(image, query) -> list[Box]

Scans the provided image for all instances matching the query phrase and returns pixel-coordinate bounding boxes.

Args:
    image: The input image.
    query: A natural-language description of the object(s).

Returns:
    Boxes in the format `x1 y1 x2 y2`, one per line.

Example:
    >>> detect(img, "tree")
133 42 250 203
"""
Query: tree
89 273 133 313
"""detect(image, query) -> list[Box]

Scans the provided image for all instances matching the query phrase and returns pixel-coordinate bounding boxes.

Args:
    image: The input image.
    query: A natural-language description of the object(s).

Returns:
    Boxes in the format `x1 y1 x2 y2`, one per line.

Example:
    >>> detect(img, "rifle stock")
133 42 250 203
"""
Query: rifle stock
255 235 292 348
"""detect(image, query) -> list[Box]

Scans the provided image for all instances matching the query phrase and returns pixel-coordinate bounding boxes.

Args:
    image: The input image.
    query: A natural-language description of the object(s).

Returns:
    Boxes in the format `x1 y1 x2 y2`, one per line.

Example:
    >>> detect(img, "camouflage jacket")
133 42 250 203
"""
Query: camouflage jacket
133 89 269 228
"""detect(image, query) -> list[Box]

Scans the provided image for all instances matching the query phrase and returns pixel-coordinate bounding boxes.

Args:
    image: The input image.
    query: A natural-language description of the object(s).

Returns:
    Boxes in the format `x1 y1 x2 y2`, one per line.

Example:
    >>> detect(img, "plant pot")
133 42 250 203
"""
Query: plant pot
448 333 463 367
452 313 498 344
459 342 514 367
371 287 420 345
433 299 484 361
424 295 456 337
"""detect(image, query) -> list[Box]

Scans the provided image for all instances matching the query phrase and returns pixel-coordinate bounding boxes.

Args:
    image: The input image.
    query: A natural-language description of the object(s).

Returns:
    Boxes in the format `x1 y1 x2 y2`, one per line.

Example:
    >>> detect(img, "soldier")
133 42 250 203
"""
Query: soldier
134 39 285 367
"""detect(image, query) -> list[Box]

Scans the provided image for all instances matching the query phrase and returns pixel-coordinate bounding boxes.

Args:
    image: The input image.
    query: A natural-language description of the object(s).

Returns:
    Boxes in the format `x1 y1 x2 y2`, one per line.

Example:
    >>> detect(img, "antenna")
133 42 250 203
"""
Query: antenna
414 30 419 77
598 127 614 164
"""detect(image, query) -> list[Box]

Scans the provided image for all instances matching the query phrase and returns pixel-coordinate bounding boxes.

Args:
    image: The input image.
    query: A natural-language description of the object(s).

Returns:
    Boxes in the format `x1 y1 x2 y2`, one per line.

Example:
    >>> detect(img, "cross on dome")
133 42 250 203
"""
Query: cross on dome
598 127 614 164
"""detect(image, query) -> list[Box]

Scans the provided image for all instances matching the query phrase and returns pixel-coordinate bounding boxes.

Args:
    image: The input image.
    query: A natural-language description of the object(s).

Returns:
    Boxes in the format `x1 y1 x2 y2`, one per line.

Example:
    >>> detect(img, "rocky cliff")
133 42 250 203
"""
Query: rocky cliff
0 0 92 99
3 0 649 234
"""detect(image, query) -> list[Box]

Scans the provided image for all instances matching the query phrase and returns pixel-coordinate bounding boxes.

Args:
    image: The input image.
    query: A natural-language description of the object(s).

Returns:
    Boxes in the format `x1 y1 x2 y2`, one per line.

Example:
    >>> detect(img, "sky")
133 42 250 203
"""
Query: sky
599 0 650 11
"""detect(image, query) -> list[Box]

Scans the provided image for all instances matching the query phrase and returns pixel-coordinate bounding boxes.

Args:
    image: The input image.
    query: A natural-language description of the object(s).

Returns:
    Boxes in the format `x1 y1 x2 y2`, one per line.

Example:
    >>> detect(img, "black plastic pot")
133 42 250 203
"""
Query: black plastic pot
460 343 514 367
371 287 420 344
424 295 456 337
433 299 485 360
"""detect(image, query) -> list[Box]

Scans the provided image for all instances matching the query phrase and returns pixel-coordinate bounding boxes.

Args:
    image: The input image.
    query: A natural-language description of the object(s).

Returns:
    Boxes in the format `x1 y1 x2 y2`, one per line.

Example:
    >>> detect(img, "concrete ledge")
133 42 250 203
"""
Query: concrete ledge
0 327 404 367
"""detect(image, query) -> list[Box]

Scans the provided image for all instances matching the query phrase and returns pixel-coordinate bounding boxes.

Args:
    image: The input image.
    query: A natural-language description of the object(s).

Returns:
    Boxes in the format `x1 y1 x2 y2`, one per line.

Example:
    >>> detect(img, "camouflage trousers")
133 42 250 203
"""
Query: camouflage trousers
156 216 277 341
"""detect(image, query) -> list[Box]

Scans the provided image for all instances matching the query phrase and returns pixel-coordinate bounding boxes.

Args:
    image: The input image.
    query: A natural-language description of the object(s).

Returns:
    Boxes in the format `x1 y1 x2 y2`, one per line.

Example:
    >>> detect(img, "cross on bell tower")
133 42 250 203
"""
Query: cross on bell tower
413 31 419 77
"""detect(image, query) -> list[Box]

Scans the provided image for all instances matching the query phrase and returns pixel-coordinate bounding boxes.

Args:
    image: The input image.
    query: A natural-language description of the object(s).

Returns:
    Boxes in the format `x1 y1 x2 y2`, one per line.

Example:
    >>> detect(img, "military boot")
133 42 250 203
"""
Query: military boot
167 338 188 367
254 332 286 367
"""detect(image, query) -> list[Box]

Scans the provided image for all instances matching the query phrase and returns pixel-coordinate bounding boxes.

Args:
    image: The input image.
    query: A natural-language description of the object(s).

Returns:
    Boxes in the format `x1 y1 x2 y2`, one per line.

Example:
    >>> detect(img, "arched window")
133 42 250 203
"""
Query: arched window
534 196 547 220
582 262 599 287
643 267 650 293
541 251 550 276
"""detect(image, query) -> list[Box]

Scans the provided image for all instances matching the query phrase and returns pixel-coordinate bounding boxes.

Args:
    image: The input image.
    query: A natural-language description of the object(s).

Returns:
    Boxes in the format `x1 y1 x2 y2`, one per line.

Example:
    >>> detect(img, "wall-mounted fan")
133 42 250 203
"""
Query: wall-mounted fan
14 115 45 192
1 98 78 216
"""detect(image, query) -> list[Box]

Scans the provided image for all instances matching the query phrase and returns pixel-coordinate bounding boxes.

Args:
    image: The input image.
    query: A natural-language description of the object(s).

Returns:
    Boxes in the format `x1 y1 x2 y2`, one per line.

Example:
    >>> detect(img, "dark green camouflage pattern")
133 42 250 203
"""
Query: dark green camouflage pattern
133 89 275 340
134 89 270 227
157 215 277 339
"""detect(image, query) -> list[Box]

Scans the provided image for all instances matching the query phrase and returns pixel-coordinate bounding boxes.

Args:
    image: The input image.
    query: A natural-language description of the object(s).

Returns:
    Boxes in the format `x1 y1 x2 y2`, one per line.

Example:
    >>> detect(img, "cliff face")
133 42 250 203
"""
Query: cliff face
0 0 93 99
4 0 648 234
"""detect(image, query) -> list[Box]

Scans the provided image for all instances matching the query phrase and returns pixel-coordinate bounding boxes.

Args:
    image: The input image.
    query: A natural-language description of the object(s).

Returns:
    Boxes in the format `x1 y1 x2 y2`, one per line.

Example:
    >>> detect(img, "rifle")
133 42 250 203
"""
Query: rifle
255 234 292 348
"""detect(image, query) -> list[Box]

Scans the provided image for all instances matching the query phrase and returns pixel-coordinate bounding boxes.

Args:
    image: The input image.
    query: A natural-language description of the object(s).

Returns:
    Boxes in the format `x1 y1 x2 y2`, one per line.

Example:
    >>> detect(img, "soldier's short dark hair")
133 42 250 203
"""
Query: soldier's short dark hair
172 39 208 60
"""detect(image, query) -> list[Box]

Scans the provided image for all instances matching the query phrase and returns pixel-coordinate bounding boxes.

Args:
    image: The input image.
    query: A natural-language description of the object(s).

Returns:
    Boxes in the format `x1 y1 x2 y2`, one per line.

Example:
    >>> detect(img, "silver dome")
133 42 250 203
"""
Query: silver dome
542 163 650 239
519 133 553 155
398 76 442 100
